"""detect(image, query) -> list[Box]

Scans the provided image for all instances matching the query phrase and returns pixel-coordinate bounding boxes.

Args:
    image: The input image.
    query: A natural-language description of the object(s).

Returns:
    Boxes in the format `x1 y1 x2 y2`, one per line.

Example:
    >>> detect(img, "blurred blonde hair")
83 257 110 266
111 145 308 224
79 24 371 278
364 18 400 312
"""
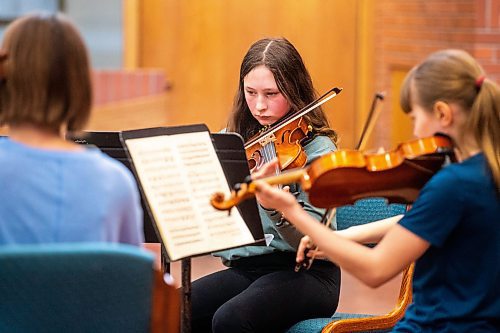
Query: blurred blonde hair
400 49 500 191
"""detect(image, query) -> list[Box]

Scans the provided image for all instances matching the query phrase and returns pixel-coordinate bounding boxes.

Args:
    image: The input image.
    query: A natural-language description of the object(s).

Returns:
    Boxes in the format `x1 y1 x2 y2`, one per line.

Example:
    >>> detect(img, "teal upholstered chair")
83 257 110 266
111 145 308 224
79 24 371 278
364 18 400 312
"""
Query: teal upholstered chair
286 198 413 333
0 243 180 333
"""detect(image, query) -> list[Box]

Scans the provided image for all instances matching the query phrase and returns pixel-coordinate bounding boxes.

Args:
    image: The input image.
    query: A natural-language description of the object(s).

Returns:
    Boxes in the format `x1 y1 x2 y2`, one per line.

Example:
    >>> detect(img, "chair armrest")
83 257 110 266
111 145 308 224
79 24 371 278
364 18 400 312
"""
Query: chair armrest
322 263 414 333
151 270 181 333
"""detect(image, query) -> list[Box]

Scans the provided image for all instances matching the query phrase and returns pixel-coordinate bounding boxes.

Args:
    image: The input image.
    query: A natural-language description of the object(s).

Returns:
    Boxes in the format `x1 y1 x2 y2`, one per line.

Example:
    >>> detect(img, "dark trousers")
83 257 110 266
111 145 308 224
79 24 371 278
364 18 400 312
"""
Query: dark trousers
191 252 341 333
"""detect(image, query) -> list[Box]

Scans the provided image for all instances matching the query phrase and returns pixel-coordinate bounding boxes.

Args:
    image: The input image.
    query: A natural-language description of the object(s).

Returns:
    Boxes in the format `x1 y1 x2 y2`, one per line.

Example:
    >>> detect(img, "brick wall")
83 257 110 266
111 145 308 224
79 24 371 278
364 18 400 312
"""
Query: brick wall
92 69 169 106
475 0 500 81
372 0 499 147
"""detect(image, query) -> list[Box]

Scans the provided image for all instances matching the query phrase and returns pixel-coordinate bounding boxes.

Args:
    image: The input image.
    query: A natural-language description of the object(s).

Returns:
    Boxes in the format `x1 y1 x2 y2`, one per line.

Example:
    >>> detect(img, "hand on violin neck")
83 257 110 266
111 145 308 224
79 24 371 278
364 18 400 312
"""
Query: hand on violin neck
297 236 325 262
254 180 298 213
251 157 280 179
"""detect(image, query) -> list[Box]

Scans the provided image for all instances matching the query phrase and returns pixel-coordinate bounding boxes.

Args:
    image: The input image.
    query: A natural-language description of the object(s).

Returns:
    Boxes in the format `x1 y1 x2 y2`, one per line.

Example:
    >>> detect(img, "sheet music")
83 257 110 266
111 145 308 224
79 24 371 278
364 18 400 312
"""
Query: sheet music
125 131 254 260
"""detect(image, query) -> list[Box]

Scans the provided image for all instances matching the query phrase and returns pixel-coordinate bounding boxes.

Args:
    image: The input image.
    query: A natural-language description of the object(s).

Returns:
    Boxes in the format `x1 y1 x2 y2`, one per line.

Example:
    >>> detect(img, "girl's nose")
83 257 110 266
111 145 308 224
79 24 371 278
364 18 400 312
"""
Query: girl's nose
256 94 267 111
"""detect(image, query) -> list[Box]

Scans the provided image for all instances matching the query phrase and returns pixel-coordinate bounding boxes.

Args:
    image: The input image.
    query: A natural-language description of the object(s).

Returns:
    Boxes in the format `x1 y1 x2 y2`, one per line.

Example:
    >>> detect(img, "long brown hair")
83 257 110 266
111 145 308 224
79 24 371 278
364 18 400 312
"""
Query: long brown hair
226 37 337 144
0 12 92 132
400 49 500 191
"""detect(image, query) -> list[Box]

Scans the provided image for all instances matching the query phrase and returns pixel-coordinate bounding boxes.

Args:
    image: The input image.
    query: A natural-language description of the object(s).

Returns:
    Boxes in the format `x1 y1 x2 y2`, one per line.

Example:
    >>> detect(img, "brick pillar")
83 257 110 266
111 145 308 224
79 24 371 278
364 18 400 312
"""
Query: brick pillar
371 0 499 148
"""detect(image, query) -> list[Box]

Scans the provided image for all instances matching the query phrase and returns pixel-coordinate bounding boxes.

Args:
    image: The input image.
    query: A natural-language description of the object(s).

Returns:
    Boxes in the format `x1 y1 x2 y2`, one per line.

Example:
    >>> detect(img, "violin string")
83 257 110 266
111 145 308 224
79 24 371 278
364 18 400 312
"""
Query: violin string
261 142 272 168
259 142 282 191
269 144 280 175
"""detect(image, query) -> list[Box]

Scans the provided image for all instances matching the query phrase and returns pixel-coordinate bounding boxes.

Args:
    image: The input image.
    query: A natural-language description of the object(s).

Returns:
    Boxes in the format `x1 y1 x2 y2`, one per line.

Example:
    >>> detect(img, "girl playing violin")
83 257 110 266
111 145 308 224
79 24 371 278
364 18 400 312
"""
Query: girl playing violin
191 37 341 333
255 49 500 332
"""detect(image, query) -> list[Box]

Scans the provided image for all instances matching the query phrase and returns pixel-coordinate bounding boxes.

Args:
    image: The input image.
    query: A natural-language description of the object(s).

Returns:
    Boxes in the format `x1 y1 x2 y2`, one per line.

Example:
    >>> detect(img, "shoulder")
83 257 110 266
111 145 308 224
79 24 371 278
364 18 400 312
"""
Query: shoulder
304 135 336 161
411 158 473 210
399 155 493 245
83 149 138 191
429 153 490 193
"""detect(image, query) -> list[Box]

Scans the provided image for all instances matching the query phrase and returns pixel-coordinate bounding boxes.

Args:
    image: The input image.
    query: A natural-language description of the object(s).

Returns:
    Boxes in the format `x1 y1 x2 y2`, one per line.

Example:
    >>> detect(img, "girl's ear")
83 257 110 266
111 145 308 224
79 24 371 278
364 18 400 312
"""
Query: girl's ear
433 101 453 127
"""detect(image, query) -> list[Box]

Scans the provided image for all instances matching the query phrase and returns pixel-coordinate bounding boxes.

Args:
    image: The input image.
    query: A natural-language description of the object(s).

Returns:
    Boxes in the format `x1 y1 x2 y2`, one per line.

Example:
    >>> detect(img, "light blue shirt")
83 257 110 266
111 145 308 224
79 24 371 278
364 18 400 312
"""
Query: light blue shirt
0 138 144 245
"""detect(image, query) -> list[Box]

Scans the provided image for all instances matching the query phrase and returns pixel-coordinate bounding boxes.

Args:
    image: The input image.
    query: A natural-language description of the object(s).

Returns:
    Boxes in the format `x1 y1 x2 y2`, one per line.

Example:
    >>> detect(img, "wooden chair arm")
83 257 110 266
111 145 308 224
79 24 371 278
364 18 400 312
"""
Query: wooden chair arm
322 263 414 333
151 270 181 333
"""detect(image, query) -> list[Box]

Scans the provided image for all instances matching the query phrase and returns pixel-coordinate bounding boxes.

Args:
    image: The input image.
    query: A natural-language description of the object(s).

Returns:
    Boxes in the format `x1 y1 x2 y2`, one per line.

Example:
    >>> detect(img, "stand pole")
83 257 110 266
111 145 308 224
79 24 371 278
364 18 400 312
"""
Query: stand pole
181 258 192 333
161 244 170 274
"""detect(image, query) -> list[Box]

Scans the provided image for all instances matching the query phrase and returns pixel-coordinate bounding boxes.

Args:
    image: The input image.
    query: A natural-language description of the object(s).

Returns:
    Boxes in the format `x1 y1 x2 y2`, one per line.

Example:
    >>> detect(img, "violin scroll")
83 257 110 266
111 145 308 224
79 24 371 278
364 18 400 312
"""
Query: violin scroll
210 168 309 211
210 183 256 212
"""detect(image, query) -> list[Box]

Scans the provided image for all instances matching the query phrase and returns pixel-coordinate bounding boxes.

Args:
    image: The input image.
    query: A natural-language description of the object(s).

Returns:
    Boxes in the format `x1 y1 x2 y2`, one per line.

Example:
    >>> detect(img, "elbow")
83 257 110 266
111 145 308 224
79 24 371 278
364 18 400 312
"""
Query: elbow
360 253 396 288
363 274 388 288
359 262 393 288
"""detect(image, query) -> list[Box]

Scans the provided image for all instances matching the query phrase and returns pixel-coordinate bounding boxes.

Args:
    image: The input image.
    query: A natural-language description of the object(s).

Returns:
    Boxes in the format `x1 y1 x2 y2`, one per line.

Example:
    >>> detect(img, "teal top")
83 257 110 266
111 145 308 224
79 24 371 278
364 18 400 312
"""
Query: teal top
214 134 337 266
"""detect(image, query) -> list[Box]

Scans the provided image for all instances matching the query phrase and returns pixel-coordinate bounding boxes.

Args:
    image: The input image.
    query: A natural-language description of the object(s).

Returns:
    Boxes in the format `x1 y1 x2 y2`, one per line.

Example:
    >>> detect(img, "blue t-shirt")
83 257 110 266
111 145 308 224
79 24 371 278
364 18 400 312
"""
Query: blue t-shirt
395 153 500 332
0 138 144 245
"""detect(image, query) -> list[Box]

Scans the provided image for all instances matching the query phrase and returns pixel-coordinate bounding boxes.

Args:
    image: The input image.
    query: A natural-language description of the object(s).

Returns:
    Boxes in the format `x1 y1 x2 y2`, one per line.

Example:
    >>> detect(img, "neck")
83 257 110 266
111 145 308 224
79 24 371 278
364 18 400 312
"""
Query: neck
8 124 81 151
451 132 481 162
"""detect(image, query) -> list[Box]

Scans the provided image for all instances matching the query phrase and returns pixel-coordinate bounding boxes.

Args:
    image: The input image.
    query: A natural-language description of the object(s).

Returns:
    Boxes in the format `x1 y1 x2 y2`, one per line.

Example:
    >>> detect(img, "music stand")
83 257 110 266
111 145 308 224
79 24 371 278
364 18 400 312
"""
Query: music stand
120 125 264 333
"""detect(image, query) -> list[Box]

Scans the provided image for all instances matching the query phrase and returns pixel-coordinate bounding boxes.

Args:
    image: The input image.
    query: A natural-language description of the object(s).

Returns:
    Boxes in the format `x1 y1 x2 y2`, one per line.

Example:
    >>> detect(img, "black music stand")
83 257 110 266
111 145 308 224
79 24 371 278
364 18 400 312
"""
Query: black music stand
120 125 264 333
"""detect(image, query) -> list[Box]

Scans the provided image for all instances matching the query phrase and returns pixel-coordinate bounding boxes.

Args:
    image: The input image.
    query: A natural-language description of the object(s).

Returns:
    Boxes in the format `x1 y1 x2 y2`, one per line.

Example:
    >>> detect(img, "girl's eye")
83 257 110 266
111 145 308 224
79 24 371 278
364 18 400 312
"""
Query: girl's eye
267 92 279 97
246 90 256 96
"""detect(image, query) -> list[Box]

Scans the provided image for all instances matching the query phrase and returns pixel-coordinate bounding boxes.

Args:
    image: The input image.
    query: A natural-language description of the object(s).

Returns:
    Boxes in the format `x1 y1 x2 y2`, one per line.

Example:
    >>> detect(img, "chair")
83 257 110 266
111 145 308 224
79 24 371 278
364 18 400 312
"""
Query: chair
0 243 180 333
286 198 413 333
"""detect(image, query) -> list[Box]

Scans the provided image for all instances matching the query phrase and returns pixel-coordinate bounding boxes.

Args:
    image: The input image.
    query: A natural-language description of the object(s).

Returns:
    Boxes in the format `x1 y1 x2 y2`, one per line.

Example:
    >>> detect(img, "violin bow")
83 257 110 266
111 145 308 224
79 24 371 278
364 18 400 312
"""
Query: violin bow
294 208 336 272
295 92 385 272
245 87 342 149
357 92 385 151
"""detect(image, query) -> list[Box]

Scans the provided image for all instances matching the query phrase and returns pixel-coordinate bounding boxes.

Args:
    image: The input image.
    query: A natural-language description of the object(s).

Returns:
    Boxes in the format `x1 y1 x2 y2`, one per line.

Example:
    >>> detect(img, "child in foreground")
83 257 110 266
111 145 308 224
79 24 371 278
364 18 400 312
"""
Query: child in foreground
255 49 500 332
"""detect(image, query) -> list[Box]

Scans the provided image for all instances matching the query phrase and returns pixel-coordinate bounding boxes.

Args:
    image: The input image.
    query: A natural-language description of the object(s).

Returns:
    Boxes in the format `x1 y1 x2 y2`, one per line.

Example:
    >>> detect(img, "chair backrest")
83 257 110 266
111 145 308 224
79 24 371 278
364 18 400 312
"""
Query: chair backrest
336 198 407 231
286 198 412 333
0 243 180 333
324 198 412 333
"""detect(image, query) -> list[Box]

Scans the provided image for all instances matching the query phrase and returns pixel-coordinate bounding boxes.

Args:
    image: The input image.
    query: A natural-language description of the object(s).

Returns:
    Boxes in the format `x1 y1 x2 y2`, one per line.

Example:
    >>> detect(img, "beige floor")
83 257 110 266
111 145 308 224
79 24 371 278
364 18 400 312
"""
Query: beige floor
145 243 402 316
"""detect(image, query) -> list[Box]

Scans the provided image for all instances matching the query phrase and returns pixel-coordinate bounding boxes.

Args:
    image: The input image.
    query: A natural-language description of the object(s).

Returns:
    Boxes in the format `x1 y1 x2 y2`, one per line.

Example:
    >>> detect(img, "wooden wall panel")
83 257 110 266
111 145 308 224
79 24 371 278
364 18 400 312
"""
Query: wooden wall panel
136 0 363 148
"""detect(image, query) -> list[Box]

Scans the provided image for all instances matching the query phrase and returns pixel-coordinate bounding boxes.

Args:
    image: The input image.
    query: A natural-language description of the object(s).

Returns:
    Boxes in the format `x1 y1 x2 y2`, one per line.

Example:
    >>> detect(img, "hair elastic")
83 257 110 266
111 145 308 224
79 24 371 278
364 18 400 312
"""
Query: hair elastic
475 75 486 89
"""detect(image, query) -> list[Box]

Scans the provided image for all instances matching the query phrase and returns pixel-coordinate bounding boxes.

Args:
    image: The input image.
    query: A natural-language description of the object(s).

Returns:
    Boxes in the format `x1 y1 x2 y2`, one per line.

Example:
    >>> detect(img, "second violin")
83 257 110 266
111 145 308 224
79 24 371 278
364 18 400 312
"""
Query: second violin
211 134 456 211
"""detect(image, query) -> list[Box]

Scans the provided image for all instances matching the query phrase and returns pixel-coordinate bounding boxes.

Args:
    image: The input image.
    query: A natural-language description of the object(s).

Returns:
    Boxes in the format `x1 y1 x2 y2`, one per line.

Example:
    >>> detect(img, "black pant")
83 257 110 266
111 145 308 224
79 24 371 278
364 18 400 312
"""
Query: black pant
191 252 340 333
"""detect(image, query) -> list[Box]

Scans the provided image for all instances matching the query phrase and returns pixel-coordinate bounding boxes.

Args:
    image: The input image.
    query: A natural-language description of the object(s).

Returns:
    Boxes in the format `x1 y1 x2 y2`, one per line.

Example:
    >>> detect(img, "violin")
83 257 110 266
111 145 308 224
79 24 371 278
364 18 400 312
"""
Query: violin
246 117 311 172
210 134 456 211
244 87 342 173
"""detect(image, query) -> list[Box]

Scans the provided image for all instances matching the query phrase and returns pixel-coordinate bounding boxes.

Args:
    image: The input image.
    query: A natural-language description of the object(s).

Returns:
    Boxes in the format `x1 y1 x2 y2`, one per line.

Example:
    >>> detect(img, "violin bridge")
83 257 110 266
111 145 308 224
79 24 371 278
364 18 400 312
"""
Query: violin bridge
258 133 276 146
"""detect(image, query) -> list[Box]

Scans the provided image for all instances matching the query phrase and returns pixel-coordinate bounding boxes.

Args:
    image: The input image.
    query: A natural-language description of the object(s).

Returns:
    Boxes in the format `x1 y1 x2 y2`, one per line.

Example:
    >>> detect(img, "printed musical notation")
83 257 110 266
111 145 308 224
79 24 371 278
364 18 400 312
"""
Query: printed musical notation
125 131 254 260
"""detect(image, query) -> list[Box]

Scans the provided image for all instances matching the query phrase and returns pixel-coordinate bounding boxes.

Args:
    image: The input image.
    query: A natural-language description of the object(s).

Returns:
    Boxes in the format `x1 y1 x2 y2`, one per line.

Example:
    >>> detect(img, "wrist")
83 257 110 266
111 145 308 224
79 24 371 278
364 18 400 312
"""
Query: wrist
280 201 302 219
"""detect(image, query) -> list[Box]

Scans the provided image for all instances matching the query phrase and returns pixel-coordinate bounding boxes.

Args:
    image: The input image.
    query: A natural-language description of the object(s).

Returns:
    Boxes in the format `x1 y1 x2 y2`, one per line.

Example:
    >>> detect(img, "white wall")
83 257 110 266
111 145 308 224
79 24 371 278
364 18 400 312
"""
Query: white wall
0 0 123 69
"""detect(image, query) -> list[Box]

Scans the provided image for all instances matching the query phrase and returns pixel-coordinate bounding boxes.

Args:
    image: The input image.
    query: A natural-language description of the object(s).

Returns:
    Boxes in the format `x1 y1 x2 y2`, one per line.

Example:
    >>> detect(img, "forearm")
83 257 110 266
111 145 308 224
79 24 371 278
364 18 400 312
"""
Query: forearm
263 185 326 249
282 203 405 287
254 180 424 287
335 214 404 244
